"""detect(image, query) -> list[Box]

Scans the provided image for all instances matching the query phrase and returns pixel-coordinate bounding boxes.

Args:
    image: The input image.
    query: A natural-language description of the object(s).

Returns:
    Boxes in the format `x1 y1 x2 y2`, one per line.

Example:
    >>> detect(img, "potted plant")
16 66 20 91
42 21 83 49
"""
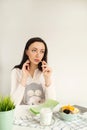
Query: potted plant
0 96 15 130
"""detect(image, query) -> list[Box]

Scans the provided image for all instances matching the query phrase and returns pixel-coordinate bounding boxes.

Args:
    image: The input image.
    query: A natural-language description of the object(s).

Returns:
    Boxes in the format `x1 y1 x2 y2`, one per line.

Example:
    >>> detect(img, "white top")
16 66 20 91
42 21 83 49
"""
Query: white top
10 68 56 105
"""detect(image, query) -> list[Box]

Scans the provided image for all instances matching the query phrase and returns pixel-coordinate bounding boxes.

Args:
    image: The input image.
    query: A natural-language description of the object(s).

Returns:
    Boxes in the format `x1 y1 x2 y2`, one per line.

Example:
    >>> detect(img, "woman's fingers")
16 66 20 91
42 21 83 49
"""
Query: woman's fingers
42 61 47 71
42 61 51 73
24 60 30 70
22 60 30 72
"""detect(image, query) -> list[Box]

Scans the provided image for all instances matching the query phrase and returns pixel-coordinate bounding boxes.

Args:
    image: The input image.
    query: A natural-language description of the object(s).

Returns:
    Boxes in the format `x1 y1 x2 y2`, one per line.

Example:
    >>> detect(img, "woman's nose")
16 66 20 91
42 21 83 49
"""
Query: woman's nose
36 51 40 57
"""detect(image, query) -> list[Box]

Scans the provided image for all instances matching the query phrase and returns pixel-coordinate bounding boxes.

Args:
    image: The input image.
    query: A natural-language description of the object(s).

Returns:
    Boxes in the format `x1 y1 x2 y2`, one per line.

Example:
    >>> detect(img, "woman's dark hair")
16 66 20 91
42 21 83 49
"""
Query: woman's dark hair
14 37 48 71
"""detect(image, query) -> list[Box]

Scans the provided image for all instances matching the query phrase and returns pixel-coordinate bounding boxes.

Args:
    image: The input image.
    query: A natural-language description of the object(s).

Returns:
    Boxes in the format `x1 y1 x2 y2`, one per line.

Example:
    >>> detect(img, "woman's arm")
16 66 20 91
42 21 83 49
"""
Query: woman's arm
10 68 25 105
41 61 56 100
10 60 30 105
42 61 52 87
45 82 57 100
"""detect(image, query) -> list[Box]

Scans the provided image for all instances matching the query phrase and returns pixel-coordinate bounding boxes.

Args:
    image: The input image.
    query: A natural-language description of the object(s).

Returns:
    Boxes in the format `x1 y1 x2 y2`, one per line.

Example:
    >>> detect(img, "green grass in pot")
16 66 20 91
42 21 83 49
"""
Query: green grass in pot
0 96 15 112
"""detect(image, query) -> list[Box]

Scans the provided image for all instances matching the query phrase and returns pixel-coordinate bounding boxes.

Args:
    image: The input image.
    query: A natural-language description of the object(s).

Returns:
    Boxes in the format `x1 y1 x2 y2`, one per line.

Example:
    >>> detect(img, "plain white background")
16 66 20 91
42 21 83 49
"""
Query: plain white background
0 0 87 106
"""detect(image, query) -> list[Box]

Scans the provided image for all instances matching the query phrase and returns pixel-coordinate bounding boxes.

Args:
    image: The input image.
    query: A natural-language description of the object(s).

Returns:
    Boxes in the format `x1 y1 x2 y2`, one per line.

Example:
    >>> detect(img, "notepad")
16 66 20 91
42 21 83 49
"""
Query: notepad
29 99 59 115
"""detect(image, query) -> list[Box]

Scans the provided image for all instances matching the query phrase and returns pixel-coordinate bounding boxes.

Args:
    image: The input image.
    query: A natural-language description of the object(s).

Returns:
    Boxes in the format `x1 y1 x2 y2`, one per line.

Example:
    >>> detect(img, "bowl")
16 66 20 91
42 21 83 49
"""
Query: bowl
58 111 78 121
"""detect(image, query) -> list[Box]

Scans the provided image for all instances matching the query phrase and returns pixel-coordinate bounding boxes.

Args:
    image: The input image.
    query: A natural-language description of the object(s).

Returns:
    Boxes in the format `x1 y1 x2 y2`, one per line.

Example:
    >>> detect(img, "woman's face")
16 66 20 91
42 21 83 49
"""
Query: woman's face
26 42 45 65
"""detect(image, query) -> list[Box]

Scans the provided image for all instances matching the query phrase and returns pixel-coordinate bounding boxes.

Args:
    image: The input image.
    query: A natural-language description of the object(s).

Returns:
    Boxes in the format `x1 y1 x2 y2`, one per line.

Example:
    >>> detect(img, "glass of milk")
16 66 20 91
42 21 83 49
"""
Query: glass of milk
40 108 53 125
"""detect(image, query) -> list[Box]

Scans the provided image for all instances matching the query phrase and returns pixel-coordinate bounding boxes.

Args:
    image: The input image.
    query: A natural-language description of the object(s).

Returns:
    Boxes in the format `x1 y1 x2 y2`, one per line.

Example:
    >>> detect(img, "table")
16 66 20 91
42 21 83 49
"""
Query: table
13 105 87 130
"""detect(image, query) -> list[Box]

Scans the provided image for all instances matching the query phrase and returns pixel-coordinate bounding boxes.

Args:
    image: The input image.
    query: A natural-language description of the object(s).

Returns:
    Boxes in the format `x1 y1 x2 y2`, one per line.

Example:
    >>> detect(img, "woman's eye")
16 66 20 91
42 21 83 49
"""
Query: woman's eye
40 51 45 54
32 49 36 52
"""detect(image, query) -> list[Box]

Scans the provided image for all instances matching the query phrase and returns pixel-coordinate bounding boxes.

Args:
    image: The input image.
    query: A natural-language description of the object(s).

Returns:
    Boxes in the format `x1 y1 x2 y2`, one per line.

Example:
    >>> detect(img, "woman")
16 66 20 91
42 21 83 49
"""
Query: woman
10 37 56 105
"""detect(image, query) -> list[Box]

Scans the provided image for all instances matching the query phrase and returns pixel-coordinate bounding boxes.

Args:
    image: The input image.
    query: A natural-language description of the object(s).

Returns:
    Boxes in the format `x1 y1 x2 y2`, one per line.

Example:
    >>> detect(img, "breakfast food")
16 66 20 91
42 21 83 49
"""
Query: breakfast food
59 105 79 121
60 105 79 114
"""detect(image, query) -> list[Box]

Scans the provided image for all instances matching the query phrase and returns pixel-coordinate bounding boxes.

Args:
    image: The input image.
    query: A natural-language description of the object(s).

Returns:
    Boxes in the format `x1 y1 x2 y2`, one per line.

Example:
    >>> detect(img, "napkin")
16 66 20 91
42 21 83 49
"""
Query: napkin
29 99 59 115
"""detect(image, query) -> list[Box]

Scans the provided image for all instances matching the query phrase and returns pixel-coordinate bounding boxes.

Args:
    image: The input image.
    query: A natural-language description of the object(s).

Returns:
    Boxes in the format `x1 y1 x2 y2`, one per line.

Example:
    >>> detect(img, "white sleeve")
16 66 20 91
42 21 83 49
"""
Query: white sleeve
45 79 57 100
10 68 25 105
41 73 57 100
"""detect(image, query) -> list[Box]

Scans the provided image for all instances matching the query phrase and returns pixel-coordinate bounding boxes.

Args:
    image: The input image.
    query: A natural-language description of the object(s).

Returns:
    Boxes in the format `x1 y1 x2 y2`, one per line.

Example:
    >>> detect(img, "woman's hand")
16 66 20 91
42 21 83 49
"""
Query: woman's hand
20 60 30 86
22 60 30 78
42 61 52 87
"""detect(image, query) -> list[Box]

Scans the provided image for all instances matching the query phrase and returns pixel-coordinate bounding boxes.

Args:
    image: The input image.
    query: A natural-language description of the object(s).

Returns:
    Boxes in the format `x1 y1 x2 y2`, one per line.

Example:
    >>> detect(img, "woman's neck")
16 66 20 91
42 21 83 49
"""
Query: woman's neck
29 63 38 77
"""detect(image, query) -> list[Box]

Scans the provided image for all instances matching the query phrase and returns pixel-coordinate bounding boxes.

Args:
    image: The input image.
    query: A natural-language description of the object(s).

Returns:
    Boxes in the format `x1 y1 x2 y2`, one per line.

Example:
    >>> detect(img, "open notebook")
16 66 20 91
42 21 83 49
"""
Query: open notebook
29 99 59 115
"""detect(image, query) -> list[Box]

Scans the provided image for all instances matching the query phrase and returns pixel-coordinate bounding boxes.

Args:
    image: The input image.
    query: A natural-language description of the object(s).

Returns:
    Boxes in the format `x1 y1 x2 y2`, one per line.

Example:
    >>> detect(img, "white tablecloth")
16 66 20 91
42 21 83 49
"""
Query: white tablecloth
13 105 87 130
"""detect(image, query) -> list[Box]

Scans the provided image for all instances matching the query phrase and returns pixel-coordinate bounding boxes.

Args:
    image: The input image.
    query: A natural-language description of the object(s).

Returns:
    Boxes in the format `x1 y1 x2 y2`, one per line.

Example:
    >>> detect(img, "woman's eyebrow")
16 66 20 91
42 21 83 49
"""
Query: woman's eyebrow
32 47 37 49
32 47 45 50
41 49 45 51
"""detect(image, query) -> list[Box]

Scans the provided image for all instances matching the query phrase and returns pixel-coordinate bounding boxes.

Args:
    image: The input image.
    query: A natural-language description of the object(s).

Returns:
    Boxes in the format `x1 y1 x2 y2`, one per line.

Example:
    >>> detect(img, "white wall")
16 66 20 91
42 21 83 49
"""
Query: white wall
0 0 87 106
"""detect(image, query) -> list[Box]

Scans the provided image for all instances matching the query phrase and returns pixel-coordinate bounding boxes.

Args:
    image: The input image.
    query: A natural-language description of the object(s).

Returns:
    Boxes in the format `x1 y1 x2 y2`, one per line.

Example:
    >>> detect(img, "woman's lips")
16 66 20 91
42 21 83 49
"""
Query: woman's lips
34 59 40 62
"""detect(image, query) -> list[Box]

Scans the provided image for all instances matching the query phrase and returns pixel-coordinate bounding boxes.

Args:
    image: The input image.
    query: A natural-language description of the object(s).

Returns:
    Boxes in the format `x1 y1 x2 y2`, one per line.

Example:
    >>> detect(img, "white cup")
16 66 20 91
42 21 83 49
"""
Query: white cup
40 108 52 125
